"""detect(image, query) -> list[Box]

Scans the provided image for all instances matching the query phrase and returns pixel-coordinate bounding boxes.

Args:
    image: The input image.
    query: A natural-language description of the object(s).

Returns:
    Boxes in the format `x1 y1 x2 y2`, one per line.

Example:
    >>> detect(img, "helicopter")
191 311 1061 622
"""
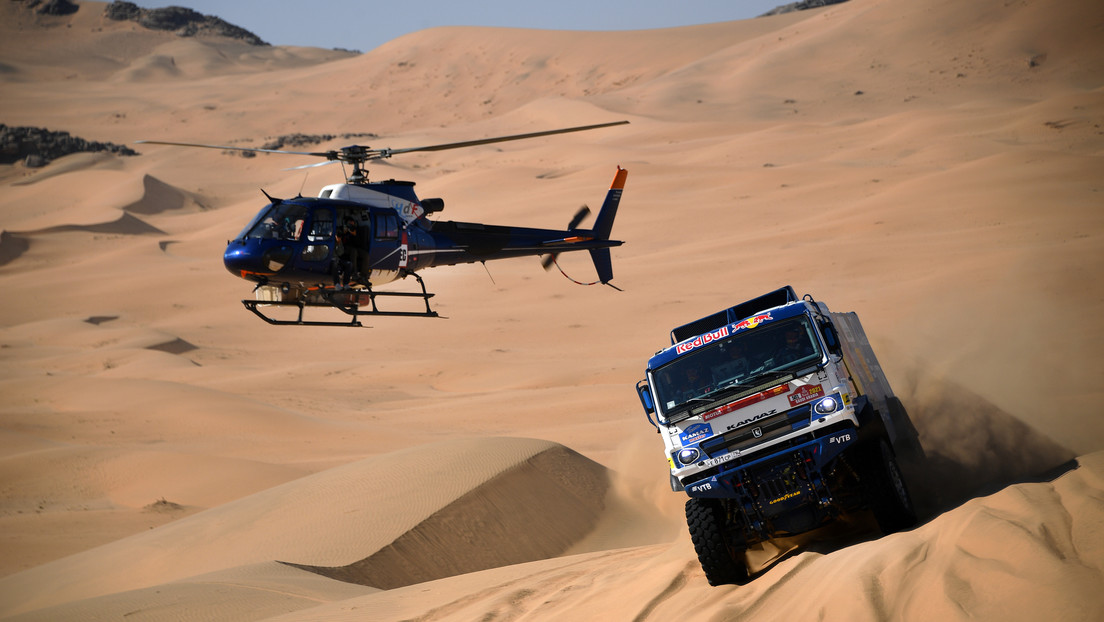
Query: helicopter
137 121 629 327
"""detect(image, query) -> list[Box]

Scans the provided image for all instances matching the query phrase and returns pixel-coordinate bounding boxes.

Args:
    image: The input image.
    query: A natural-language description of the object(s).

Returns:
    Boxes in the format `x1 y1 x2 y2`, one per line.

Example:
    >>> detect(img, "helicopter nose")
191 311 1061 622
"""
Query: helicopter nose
223 242 260 279
224 240 297 279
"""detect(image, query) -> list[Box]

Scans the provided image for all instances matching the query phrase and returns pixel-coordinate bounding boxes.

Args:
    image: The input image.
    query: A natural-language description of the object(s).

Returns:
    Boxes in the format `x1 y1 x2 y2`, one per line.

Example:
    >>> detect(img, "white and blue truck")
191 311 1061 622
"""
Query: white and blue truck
636 286 924 585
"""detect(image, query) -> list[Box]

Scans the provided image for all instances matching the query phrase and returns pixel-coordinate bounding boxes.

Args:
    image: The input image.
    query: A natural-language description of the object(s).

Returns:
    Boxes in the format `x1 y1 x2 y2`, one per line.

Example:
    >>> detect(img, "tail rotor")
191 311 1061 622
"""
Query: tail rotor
542 205 591 270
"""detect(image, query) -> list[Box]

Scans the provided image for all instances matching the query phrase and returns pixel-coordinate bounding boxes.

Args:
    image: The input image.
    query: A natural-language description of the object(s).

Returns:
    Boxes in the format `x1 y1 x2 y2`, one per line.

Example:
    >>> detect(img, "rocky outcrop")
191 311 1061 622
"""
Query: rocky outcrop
0 124 138 167
104 1 269 46
259 133 378 150
230 133 378 158
761 0 850 16
26 0 79 15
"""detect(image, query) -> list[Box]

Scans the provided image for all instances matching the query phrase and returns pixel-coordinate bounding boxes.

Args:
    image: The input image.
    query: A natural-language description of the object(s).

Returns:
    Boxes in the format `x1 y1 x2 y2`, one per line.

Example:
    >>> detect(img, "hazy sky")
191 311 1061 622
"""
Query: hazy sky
133 1 790 52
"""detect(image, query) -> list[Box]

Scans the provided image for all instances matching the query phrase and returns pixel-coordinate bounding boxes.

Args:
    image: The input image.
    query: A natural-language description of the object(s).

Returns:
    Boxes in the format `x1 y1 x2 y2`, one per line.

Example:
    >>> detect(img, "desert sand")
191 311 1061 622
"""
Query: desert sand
1 0 1102 619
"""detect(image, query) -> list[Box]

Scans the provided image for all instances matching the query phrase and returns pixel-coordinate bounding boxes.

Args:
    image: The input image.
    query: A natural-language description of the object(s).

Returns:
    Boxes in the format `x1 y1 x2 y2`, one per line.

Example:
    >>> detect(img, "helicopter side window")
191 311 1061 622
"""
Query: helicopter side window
300 209 334 262
308 210 334 241
374 213 399 240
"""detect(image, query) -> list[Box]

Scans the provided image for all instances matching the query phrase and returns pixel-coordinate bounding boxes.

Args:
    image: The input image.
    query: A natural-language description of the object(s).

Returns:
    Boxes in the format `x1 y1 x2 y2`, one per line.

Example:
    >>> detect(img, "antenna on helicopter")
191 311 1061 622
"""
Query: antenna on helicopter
481 261 496 285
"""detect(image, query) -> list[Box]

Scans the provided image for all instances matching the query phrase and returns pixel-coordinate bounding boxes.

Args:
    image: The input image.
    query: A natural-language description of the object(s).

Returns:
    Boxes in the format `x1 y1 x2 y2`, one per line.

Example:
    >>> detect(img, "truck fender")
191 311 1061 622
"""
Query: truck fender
670 472 685 492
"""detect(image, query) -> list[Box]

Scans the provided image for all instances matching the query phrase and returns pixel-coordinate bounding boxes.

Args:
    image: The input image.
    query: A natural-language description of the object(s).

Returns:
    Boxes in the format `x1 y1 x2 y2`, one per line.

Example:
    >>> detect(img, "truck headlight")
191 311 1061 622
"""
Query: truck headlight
814 396 840 415
677 448 701 465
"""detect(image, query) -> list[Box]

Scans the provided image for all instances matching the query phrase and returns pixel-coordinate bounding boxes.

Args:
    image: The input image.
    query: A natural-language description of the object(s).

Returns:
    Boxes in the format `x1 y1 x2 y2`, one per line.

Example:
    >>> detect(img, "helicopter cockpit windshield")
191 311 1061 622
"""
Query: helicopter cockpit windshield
239 204 310 241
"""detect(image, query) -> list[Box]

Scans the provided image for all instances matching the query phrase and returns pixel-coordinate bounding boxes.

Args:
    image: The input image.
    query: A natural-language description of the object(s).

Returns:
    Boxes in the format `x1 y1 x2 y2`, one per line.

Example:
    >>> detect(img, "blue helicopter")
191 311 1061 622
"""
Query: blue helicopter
138 121 628 326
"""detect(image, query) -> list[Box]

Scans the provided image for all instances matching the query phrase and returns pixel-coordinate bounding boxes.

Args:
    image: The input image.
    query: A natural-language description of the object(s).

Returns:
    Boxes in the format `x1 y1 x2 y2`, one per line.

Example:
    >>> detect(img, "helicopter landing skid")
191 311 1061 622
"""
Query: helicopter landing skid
242 298 366 327
241 275 440 327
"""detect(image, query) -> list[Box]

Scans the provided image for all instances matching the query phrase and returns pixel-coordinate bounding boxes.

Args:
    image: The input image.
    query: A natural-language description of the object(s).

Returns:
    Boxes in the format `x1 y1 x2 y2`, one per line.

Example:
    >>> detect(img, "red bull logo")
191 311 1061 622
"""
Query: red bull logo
676 326 729 354
730 312 773 333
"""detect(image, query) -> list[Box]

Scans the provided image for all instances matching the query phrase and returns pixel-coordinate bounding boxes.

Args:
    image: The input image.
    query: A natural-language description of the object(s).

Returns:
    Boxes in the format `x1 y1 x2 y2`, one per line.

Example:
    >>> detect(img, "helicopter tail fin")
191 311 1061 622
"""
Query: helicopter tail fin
591 166 627 242
589 167 626 285
589 248 615 285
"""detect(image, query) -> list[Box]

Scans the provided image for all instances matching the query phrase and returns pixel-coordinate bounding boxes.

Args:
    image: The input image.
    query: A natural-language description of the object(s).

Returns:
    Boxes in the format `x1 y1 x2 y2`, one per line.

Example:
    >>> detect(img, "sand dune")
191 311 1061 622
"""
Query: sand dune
0 437 609 615
7 452 1098 621
1 0 1102 620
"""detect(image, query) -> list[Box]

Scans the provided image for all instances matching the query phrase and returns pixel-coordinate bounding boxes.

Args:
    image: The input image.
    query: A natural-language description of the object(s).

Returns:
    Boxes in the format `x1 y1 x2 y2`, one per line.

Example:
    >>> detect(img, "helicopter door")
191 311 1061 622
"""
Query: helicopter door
296 207 335 269
368 211 403 279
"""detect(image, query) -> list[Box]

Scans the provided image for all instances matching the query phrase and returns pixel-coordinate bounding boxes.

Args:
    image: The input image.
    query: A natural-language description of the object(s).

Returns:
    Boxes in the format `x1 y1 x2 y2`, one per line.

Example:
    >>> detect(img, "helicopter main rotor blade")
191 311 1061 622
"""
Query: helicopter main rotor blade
138 120 628 172
378 120 629 159
283 160 341 171
135 139 333 158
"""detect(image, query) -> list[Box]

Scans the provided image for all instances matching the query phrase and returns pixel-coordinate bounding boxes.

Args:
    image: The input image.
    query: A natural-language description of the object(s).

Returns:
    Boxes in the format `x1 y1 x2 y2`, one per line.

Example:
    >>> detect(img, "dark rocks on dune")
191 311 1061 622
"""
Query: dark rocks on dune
259 132 378 150
25 0 79 16
102 0 141 21
231 133 379 158
0 124 138 167
143 498 186 513
761 0 850 17
104 1 269 46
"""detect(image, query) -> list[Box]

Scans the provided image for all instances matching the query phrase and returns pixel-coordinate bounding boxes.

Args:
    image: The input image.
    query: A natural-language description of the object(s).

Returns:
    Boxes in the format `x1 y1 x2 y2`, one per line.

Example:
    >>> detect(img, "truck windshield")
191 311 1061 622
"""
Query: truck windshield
653 315 823 417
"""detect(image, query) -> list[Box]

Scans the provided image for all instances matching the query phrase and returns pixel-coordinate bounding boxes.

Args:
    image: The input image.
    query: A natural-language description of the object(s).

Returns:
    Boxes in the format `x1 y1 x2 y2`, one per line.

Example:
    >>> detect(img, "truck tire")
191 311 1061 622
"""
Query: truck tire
860 439 918 534
685 497 750 586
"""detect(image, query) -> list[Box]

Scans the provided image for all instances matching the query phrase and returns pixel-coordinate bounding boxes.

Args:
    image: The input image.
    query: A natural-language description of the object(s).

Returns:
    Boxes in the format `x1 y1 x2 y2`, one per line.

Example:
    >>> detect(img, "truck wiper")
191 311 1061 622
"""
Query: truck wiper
746 369 794 385
680 382 752 412
687 381 744 404
678 370 805 414
685 375 782 408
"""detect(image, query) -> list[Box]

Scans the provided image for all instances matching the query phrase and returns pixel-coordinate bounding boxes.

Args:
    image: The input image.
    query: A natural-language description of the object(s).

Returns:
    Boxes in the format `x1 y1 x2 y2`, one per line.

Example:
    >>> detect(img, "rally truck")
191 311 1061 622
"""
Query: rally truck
635 286 924 585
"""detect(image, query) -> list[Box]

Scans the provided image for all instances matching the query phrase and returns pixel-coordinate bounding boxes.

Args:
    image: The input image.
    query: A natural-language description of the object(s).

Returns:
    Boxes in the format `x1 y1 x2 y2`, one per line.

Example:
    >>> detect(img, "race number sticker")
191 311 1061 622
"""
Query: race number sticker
788 384 824 407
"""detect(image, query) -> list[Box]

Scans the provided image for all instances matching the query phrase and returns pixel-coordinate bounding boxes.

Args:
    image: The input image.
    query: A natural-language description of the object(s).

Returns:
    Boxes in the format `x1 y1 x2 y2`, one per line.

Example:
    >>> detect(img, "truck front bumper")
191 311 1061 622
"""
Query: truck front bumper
683 423 858 499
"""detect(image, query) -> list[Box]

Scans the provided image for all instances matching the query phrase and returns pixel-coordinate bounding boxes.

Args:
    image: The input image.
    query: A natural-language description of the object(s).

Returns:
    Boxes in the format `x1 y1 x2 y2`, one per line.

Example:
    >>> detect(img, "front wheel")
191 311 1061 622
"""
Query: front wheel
685 497 750 586
860 439 918 534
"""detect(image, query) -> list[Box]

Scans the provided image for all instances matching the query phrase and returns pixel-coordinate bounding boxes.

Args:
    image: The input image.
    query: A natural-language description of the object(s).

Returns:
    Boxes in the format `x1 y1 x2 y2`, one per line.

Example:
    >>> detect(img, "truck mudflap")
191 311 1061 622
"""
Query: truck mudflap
685 425 858 501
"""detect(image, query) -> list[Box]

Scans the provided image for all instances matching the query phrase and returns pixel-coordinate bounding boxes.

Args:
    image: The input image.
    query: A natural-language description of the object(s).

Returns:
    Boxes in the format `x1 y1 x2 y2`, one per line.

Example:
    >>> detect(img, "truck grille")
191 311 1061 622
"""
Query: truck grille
678 420 853 489
699 404 812 458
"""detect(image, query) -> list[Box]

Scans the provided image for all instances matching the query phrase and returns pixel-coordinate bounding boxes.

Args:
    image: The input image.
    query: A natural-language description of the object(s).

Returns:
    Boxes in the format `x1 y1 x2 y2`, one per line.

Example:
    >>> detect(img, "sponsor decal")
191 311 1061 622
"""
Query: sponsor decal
768 490 802 505
690 481 713 493
726 409 777 431
680 423 713 444
702 385 788 422
829 433 852 444
676 326 730 355
730 312 773 333
788 384 825 407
